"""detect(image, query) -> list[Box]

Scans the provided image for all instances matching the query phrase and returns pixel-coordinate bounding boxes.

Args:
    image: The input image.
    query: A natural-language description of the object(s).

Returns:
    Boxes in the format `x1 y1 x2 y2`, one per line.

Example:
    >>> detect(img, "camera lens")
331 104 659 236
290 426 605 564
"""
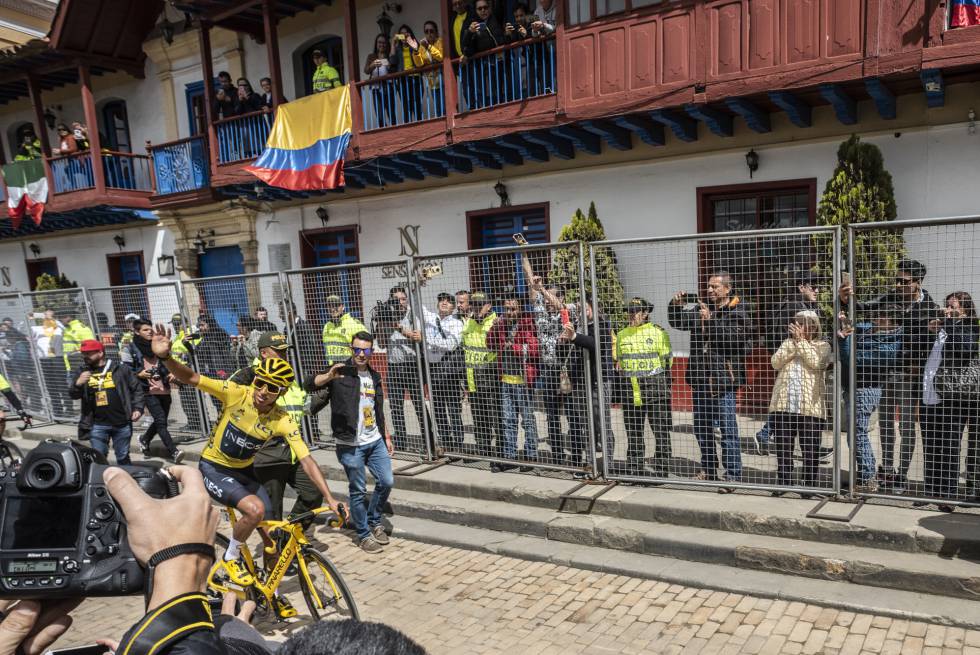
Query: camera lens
25 459 63 490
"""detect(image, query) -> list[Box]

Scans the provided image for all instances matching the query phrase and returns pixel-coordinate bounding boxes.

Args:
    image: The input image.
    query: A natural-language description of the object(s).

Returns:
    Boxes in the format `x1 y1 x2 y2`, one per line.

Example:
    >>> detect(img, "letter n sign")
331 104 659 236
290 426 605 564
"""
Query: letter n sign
398 225 421 257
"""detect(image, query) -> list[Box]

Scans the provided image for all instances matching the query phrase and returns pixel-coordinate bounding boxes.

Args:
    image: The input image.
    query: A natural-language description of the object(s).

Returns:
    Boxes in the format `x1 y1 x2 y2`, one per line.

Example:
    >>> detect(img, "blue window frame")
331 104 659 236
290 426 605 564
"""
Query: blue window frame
467 204 549 303
300 227 362 325
197 246 248 335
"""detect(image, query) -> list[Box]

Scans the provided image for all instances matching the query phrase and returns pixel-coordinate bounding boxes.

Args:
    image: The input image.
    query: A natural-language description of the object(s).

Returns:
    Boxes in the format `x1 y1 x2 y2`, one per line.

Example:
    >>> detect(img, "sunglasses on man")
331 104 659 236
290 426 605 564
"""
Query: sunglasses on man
353 347 373 357
253 380 285 394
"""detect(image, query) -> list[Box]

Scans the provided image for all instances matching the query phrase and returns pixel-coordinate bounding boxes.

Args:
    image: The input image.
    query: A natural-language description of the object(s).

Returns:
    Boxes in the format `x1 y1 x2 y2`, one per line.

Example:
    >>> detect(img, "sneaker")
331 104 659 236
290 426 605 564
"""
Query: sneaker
138 439 149 456
274 594 298 619
752 431 770 456
892 473 908 494
222 557 255 586
371 525 390 545
171 449 185 464
817 446 833 462
358 535 384 554
854 479 879 494
490 463 517 473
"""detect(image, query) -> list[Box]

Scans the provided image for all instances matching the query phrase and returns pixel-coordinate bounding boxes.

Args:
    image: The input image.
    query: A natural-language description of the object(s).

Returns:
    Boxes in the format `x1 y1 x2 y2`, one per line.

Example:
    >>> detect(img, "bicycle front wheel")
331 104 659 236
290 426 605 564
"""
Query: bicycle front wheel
298 549 359 621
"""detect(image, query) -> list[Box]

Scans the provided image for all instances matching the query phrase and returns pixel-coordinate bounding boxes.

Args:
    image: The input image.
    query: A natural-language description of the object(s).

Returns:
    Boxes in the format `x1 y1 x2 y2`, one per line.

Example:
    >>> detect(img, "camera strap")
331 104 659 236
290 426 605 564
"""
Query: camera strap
144 542 215 606
118 591 215 655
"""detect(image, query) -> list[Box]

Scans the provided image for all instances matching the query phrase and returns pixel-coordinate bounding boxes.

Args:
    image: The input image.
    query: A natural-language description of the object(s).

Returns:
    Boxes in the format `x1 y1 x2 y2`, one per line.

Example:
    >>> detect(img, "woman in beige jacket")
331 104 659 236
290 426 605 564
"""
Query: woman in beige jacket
769 311 832 490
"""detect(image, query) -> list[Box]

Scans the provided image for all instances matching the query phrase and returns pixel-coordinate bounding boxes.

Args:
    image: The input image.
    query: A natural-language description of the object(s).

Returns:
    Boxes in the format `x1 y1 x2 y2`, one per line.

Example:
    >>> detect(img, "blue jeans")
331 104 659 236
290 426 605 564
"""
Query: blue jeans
336 439 394 541
692 390 742 480
501 383 538 460
90 423 133 465
853 387 882 483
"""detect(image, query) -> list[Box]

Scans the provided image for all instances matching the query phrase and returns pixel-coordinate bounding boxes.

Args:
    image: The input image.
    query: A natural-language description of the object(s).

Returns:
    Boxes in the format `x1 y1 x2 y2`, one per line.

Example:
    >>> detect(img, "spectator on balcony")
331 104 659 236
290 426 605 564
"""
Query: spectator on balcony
14 133 42 161
213 86 237 120
72 121 90 150
506 3 532 40
463 0 507 109
391 25 424 123
365 34 397 128
450 0 476 59
312 49 342 93
52 123 79 155
413 20 445 117
259 77 286 108
236 78 265 114
532 0 556 34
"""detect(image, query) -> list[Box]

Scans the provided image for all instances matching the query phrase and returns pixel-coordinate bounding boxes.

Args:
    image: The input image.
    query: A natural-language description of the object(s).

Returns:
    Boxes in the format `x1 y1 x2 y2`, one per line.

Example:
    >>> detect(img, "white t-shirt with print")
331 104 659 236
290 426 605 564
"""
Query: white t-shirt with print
356 370 382 446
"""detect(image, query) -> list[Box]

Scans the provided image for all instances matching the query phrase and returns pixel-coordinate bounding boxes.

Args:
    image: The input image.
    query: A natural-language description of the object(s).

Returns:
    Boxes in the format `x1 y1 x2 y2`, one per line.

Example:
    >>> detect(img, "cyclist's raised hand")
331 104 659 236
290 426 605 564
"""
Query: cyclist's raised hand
150 323 173 359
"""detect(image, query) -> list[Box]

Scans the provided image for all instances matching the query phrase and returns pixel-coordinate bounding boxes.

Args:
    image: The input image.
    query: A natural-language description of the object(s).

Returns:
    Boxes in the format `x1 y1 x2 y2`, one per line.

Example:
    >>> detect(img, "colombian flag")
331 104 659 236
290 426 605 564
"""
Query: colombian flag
951 0 980 26
245 85 352 190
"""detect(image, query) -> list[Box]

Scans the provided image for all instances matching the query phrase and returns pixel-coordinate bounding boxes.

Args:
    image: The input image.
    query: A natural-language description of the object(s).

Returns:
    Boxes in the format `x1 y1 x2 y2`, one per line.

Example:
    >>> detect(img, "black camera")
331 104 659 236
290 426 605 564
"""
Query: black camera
0 441 177 599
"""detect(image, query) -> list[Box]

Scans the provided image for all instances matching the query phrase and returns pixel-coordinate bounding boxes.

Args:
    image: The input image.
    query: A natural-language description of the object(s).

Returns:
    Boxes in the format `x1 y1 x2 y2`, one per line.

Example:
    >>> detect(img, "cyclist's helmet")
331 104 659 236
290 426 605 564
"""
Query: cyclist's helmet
253 358 295 388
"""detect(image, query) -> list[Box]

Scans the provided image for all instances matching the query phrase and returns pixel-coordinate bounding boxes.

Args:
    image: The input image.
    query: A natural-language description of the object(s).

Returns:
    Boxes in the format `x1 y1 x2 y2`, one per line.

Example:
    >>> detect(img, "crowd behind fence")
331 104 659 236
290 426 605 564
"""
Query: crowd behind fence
2 218 980 508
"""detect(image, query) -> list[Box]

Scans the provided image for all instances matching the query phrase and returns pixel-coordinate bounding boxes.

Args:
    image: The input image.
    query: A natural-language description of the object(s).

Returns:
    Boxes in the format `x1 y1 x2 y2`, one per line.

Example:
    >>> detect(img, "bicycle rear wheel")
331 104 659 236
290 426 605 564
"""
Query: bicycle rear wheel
298 549 359 620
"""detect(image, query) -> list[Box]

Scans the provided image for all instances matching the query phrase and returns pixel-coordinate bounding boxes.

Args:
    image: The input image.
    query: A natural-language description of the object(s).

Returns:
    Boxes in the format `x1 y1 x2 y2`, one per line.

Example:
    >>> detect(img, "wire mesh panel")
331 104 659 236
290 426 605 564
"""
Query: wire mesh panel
86 283 206 442
19 288 97 422
591 227 841 494
180 273 290 431
412 242 593 474
0 293 52 421
284 262 431 460
847 217 980 507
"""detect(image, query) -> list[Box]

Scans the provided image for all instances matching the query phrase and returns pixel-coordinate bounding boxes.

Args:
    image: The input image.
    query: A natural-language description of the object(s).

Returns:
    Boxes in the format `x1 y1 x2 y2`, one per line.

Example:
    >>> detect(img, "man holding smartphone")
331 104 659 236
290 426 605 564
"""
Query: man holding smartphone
306 332 395 554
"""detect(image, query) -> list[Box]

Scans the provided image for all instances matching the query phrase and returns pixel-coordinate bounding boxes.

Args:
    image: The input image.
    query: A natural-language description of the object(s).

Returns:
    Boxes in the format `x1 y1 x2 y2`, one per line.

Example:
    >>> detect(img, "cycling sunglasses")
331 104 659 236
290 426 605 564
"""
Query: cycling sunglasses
353 347 373 356
253 380 285 394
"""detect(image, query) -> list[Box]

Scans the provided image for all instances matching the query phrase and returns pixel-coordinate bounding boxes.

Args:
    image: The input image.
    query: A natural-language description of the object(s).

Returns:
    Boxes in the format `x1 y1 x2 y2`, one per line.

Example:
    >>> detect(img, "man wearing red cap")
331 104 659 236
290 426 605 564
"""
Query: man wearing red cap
68 339 144 464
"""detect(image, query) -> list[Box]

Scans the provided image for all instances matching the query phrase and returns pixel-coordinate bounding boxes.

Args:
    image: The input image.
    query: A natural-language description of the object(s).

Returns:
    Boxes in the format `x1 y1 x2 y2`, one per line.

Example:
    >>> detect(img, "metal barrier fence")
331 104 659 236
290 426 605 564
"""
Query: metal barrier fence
590 226 842 495
86 283 206 443
0 293 53 422
284 261 432 461
410 242 594 474
360 65 445 131
18 288 97 423
847 216 980 508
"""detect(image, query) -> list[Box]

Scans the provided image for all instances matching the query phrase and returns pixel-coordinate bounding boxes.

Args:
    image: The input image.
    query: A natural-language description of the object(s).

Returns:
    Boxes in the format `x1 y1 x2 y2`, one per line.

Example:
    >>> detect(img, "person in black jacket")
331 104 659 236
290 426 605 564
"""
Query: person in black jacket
306 331 395 554
69 339 144 464
669 272 749 486
125 319 184 463
194 314 235 412
920 292 980 505
462 0 507 109
840 258 940 493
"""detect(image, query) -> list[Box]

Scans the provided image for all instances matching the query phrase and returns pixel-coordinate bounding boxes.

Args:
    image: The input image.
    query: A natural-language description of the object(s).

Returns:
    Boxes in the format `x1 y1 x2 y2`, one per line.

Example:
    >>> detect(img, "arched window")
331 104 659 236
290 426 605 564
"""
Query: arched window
295 36 344 98
100 100 132 153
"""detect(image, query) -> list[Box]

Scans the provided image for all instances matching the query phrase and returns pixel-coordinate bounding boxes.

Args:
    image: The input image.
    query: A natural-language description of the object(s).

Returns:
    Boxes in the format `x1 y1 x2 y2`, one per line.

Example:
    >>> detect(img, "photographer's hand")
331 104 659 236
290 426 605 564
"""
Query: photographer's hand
0 598 82 655
103 465 218 610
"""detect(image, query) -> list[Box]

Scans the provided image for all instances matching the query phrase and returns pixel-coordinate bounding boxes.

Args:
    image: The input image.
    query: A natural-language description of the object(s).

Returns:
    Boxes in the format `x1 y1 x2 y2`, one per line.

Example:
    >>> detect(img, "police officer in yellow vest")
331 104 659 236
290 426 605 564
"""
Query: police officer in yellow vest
170 313 204 432
229 331 322 529
59 308 95 372
311 49 342 93
461 291 500 458
614 297 673 475
322 295 366 366
0 373 30 425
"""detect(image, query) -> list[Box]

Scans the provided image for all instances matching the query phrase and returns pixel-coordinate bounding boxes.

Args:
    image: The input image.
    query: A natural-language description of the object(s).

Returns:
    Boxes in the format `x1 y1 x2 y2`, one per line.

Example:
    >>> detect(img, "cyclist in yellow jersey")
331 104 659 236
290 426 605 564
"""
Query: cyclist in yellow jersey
148 324 342 587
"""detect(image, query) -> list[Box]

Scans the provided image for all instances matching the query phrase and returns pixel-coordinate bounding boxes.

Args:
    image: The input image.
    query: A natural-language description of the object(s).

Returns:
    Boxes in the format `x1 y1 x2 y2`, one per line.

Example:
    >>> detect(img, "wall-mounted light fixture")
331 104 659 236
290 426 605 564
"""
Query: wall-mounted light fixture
161 20 175 45
28 243 41 258
745 149 760 179
494 180 510 207
113 234 126 251
157 254 175 277
376 2 401 39
316 206 329 226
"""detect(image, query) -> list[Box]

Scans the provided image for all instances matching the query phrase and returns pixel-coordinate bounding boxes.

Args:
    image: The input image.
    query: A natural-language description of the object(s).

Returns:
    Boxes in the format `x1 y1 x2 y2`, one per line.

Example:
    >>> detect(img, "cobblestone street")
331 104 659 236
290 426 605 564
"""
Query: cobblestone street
55 533 980 655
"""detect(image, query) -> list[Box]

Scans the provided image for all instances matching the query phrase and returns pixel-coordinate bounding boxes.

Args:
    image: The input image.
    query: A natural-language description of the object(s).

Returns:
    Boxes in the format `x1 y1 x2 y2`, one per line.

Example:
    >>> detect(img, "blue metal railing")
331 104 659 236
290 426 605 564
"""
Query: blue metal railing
455 36 557 113
215 109 272 164
150 135 211 195
50 153 95 193
103 152 153 191
360 64 446 131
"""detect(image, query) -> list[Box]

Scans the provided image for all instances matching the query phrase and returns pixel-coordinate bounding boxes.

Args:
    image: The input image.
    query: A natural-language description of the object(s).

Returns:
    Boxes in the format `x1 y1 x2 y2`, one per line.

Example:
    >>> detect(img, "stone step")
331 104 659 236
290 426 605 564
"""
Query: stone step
391 515 980 630
384 485 980 602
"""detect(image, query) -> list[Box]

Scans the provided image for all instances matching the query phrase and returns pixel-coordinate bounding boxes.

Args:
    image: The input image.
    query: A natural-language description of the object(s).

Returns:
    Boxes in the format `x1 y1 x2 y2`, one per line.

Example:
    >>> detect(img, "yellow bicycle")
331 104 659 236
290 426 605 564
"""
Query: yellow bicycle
208 506 359 621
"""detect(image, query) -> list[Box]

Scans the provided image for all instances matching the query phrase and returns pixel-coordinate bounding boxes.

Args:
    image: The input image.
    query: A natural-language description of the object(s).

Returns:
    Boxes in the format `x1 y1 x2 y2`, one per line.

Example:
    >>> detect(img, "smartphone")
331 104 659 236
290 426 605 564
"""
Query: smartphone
560 308 570 325
512 233 528 245
47 646 111 655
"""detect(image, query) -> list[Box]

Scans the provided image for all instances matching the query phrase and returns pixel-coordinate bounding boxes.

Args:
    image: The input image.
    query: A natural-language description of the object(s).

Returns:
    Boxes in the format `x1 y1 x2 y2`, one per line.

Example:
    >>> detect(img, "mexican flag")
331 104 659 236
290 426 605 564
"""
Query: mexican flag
3 159 47 229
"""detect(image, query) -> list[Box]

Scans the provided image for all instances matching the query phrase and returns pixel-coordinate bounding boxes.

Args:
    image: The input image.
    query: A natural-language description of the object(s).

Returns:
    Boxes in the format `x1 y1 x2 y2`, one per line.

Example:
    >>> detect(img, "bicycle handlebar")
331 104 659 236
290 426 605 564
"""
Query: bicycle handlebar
288 503 348 529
